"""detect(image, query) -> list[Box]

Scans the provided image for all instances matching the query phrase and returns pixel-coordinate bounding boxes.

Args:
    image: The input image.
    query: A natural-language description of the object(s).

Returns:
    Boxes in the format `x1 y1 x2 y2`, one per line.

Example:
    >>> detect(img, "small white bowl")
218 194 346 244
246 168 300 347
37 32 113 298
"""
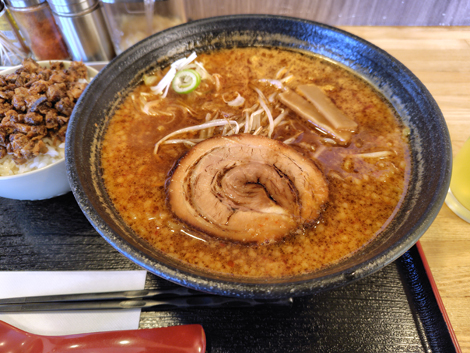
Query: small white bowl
0 61 99 200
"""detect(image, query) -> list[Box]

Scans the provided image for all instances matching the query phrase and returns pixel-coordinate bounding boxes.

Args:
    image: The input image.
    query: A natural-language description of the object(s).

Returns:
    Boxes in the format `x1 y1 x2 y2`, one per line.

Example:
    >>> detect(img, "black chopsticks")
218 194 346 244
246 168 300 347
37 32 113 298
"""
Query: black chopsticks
0 288 293 312
0 288 197 304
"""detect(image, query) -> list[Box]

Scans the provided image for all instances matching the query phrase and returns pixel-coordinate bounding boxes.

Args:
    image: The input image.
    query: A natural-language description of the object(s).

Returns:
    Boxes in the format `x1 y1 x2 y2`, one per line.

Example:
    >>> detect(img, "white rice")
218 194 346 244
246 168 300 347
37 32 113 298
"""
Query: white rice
0 137 64 177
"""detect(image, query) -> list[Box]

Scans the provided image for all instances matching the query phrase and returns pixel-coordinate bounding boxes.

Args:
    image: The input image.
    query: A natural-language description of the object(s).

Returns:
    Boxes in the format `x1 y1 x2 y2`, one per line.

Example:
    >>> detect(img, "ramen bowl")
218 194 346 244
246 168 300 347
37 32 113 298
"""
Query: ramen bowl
66 15 451 298
0 61 98 201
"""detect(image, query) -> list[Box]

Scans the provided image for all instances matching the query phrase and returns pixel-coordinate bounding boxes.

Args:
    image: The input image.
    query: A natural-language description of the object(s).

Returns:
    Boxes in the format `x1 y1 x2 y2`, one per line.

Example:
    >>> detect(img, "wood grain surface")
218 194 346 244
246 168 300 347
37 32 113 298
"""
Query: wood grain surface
340 25 470 353
183 0 470 26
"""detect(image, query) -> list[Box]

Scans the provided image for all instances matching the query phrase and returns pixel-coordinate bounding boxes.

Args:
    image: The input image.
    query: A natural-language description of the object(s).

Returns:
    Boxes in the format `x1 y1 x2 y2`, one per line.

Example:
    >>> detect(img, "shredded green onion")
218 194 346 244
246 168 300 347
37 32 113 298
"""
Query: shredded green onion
172 69 201 94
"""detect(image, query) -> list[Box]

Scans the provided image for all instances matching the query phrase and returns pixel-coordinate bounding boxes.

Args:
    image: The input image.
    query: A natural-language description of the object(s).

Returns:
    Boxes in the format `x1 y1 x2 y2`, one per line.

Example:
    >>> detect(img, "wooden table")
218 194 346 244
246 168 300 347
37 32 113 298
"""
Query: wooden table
339 26 470 352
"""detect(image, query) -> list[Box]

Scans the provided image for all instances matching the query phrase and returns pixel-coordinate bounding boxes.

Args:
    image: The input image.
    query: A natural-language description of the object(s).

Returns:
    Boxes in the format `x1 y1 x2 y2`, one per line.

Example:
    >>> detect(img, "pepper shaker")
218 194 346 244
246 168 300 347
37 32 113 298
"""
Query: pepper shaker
4 0 70 60
46 0 115 62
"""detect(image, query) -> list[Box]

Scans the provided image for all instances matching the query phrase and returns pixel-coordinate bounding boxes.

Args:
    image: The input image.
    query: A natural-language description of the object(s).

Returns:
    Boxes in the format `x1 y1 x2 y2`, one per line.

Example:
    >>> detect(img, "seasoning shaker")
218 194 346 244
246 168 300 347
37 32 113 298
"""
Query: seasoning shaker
4 0 70 60
0 0 30 65
100 0 186 55
46 0 115 61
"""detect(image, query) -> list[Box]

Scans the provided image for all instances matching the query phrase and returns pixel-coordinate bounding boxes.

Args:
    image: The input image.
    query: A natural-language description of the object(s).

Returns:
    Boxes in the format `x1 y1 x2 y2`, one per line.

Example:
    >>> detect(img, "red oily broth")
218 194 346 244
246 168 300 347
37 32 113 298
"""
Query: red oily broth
100 47 410 278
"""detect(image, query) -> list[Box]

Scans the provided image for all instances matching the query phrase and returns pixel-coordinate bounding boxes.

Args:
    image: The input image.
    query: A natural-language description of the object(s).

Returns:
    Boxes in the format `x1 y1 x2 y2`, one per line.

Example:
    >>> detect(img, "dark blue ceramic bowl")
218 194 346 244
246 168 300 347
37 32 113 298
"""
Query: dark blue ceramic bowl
66 15 451 298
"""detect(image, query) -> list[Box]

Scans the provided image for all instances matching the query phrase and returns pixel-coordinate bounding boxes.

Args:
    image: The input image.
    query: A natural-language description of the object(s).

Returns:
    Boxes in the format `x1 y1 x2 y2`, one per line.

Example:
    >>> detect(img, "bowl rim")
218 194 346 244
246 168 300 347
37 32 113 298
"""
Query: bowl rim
66 14 452 298
0 60 99 180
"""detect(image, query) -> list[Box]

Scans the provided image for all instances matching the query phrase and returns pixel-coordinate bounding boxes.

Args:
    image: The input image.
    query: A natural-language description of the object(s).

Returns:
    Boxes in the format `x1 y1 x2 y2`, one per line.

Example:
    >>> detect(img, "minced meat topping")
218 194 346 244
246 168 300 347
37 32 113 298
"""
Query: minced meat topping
0 58 89 164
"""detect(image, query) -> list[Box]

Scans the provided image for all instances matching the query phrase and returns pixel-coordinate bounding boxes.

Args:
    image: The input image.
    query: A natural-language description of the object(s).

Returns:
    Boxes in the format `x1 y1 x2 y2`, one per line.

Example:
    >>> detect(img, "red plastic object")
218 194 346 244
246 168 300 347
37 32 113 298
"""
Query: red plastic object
0 320 206 353
416 241 462 353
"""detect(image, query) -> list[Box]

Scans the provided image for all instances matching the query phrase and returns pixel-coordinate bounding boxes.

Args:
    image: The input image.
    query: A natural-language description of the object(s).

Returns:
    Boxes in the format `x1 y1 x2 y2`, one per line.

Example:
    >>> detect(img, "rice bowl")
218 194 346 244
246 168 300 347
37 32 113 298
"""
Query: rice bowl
0 61 98 200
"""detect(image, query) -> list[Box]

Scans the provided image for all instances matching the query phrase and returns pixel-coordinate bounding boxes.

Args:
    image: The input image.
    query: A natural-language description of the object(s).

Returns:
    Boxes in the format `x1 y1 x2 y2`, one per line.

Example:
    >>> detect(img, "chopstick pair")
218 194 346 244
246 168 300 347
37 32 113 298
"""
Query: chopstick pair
0 288 293 312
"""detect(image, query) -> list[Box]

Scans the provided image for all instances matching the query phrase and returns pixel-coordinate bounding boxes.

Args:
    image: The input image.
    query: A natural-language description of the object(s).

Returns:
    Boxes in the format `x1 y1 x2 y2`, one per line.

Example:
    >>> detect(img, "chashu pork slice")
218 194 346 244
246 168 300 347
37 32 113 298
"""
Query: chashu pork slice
166 134 329 244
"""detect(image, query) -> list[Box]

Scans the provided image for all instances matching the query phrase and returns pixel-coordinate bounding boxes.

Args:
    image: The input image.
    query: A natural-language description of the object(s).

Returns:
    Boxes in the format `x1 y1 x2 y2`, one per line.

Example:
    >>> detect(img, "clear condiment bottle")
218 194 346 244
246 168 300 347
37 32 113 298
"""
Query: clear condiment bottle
100 0 186 55
4 0 70 60
0 0 30 65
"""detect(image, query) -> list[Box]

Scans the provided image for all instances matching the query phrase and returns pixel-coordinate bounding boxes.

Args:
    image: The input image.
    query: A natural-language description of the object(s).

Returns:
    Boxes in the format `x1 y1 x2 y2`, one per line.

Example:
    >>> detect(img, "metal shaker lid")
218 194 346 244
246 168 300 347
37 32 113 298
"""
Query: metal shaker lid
4 0 45 8
47 0 98 15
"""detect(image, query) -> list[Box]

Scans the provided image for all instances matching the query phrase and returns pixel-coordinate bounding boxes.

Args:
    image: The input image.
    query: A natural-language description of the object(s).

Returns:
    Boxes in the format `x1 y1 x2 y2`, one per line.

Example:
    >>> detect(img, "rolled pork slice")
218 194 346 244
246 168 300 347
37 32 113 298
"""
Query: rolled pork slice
166 134 329 244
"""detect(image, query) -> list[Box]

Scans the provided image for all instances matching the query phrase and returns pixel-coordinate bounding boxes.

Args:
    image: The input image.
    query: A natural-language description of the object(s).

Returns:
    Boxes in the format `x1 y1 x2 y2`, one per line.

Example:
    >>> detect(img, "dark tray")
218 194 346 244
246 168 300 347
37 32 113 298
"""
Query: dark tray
0 192 459 352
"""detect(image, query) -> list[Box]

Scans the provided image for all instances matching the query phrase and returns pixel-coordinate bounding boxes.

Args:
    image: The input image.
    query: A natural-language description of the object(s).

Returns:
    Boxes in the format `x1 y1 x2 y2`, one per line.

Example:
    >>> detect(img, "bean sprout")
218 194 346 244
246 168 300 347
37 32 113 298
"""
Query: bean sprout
154 119 239 154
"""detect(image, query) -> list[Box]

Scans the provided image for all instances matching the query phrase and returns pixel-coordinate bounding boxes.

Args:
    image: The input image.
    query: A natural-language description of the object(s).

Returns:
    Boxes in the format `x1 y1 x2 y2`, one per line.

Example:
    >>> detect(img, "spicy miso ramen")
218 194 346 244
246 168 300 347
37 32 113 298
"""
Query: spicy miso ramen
101 47 410 278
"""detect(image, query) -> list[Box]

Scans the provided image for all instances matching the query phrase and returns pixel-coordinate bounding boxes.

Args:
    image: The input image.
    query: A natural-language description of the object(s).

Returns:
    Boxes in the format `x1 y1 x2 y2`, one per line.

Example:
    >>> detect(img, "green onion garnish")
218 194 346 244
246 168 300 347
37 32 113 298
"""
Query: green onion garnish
172 69 201 94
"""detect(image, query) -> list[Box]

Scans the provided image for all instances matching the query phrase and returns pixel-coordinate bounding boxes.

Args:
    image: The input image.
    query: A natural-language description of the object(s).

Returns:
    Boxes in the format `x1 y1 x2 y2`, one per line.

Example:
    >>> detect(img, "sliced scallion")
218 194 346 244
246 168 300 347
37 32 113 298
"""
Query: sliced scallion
172 69 201 94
